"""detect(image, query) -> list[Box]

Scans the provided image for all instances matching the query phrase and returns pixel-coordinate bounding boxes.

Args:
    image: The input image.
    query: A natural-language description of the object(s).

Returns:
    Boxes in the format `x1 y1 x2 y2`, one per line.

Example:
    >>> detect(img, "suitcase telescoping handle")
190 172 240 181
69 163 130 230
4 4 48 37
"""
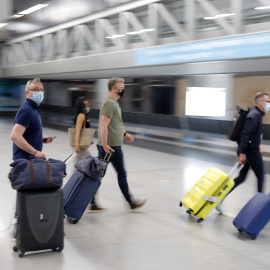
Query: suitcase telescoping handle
101 152 113 178
64 152 111 167
202 163 244 204
64 152 78 165
228 162 244 179
103 152 112 163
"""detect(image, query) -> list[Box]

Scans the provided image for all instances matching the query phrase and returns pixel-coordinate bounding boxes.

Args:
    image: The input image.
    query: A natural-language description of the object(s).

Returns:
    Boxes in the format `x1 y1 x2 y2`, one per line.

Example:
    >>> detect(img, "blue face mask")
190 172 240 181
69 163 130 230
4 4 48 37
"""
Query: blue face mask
32 91 44 104
264 102 270 112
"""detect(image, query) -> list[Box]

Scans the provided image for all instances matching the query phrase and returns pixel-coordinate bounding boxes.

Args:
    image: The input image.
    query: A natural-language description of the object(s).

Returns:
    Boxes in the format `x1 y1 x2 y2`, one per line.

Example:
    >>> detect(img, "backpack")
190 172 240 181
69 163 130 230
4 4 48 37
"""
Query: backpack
228 106 249 143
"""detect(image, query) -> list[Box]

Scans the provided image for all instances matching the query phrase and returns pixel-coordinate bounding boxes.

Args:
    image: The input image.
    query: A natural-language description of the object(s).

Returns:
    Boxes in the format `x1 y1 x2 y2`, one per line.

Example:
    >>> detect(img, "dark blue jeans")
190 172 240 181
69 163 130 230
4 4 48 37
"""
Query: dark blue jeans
232 146 264 193
91 145 132 204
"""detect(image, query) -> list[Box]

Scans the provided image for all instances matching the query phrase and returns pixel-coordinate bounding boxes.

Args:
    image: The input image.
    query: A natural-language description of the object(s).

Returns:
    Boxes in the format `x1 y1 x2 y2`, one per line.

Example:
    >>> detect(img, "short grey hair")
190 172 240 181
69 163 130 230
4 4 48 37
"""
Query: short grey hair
255 92 269 104
108 77 125 91
25 78 41 91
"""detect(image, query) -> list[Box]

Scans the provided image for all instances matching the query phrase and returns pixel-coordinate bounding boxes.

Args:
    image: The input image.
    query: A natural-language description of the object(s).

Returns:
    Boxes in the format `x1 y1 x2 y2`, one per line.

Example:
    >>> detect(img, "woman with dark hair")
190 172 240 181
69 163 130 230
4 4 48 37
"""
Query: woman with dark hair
73 96 91 153
69 96 104 212
68 96 92 171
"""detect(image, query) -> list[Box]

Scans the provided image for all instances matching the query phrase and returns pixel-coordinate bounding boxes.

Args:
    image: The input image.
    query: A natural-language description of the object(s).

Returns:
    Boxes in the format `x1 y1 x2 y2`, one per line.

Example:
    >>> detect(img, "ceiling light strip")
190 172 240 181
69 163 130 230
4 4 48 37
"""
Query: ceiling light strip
255 6 270 10
203 13 235 20
106 29 155 38
18 4 49 15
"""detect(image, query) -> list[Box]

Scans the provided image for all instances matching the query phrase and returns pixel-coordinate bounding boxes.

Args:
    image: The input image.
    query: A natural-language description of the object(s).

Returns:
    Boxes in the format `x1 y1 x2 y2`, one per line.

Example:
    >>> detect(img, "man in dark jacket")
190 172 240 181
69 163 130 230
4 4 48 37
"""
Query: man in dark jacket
216 92 270 213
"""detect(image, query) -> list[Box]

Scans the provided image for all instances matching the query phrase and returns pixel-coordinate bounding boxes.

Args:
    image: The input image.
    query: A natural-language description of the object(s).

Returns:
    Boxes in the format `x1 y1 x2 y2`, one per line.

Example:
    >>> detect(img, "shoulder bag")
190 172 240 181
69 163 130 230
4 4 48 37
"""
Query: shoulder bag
68 120 95 149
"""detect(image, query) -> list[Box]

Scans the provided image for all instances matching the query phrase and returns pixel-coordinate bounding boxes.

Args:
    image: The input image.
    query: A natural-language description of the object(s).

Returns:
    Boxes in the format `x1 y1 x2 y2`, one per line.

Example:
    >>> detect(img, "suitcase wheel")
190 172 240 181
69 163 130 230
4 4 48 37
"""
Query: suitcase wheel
197 218 203 223
57 246 64 252
66 216 79 224
250 234 257 240
179 202 182 207
52 246 64 252
13 246 18 252
19 251 25 258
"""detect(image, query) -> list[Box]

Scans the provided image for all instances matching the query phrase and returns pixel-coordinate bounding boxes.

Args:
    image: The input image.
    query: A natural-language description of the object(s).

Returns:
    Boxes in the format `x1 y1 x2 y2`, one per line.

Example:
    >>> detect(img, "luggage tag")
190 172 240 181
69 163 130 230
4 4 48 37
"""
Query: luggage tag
202 195 219 202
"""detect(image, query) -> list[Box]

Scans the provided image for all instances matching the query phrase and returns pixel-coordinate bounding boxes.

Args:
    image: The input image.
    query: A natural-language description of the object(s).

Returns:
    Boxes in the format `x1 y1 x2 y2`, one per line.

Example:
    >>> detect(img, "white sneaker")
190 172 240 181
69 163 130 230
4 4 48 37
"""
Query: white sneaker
215 200 224 214
7 218 18 240
11 218 17 225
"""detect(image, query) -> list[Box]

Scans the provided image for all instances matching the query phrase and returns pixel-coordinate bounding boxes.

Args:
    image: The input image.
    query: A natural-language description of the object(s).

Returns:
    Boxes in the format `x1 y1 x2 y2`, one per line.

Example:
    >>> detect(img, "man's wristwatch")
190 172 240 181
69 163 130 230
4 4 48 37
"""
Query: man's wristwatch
124 132 127 137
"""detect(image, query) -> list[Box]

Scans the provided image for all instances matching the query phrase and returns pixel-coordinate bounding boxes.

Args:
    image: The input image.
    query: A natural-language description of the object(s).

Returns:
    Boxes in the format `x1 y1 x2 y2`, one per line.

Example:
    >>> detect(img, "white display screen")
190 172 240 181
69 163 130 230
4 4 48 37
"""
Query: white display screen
185 87 226 117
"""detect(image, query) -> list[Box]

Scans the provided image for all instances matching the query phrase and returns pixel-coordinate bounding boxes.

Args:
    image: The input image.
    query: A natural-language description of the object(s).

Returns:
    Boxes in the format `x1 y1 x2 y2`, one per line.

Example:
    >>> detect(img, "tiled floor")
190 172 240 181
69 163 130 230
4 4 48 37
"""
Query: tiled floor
1 117 270 270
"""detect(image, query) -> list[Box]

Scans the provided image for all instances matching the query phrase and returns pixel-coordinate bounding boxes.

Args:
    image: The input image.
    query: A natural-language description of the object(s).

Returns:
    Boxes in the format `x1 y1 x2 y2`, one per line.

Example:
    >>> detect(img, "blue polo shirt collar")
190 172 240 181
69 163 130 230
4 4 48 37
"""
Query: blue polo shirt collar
26 98 41 112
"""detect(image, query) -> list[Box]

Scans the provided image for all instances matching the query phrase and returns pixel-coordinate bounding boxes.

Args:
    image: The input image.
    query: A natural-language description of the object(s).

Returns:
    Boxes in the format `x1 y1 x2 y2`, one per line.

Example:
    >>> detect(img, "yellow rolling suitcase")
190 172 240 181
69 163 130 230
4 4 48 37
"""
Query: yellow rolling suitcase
179 163 242 222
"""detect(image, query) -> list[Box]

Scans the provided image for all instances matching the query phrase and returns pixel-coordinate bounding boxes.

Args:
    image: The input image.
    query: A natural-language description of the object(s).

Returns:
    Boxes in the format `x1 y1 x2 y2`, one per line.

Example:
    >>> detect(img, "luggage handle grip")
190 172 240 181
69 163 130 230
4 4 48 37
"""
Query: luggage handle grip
228 162 244 178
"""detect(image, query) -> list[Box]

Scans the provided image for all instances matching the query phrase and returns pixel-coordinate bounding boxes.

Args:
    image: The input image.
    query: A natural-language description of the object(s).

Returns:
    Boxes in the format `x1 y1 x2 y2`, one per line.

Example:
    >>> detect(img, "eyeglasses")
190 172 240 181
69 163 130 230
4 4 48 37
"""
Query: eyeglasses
28 89 44 92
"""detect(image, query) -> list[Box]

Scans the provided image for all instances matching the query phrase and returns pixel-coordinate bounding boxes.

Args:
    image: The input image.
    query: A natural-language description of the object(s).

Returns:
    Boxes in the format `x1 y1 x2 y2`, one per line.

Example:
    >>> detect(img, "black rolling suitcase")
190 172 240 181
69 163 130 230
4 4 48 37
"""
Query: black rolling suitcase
13 189 64 257
11 154 77 258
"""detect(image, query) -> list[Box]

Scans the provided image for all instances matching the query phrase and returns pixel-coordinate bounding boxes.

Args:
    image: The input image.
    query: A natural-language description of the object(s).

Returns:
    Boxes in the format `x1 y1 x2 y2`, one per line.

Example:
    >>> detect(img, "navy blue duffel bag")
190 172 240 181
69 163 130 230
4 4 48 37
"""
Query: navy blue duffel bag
9 158 66 190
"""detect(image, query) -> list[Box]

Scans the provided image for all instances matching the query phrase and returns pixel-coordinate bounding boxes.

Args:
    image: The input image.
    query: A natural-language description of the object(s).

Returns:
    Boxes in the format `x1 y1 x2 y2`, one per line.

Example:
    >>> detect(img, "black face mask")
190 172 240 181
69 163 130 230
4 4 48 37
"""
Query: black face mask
118 89 125 98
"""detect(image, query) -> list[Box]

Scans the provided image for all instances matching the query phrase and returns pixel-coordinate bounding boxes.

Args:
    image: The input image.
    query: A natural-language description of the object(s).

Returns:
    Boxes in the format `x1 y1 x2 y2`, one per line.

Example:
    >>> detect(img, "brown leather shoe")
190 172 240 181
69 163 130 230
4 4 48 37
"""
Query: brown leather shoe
129 198 147 210
89 204 106 212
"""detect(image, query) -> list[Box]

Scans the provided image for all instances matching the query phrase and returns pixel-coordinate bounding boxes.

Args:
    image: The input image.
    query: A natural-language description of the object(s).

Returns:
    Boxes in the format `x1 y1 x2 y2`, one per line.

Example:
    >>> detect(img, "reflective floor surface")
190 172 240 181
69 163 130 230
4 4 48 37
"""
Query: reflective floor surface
1 117 270 270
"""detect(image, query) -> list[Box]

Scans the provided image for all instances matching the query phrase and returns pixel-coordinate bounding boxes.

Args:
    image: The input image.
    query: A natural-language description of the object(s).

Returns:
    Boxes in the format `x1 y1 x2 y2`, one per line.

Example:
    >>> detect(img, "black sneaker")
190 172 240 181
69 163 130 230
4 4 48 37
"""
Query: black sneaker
129 198 147 210
89 204 106 212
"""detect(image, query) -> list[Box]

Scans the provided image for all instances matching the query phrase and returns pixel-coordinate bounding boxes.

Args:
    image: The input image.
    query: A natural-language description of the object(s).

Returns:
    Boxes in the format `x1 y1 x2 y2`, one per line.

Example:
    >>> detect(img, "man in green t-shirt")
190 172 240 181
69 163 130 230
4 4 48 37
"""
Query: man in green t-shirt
90 77 147 211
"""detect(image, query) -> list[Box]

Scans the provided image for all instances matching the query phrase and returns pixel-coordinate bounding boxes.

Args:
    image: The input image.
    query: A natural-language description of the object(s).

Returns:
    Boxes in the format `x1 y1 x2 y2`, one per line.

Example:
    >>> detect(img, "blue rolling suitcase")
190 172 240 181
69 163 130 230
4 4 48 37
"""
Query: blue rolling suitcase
233 192 270 240
63 171 101 223
63 154 111 224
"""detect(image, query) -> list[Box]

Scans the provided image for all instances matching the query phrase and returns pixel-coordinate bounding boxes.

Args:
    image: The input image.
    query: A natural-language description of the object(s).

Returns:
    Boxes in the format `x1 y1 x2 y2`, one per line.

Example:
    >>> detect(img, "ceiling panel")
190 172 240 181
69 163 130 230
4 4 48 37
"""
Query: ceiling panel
1 0 133 41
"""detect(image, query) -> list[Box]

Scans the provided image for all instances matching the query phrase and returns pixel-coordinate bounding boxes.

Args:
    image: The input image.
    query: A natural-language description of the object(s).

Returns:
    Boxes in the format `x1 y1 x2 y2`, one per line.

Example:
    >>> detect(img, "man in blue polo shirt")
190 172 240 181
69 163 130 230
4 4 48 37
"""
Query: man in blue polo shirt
11 78 54 160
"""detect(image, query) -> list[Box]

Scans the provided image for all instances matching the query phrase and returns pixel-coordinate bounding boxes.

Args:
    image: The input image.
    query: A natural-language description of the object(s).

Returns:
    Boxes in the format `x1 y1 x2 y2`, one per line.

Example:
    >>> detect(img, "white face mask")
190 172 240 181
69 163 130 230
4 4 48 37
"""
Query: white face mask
83 107 90 114
264 102 270 112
